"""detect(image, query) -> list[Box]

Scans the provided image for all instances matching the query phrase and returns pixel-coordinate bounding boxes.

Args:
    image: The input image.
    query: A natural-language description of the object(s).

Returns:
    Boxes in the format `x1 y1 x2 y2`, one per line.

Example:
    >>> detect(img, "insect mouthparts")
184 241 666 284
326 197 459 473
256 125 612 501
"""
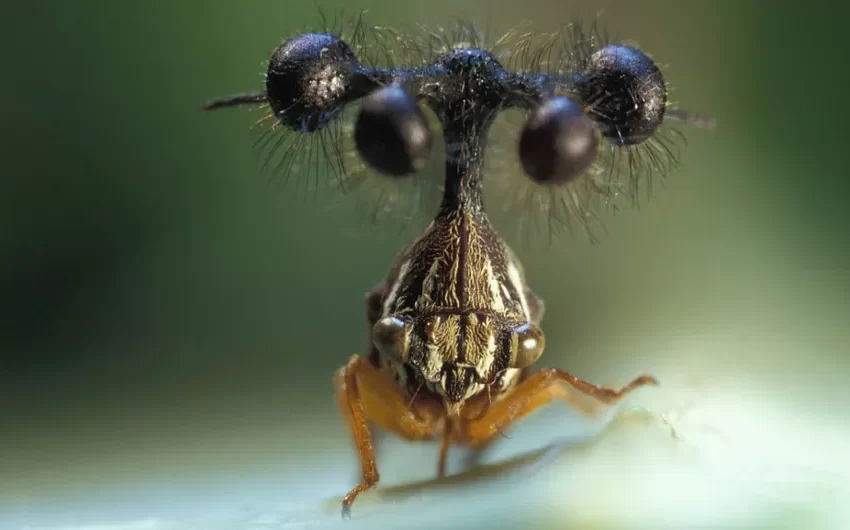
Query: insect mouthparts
440 365 480 403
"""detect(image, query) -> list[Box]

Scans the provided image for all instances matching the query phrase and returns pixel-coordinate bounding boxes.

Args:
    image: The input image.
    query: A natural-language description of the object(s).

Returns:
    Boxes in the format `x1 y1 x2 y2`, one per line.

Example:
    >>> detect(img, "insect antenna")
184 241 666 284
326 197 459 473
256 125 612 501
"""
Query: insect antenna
486 379 512 440
406 380 426 414
201 92 267 111
666 107 718 130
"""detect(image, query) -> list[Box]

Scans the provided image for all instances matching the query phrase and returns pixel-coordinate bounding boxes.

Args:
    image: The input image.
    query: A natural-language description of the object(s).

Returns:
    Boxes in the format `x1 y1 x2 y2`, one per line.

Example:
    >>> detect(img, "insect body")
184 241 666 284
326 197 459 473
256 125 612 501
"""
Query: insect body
203 19 711 516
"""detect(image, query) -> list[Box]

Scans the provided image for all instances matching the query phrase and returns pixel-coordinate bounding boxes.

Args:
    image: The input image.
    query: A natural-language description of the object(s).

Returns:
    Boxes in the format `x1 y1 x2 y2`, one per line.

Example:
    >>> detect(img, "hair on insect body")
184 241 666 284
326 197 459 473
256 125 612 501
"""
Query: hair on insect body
481 19 713 244
202 12 714 516
203 14 713 240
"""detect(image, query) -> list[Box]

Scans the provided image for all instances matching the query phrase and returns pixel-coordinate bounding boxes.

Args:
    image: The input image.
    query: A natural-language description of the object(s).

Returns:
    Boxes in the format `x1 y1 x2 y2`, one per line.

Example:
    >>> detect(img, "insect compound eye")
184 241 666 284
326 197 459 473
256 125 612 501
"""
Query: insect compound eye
265 32 360 132
572 44 666 145
354 85 433 177
509 323 545 369
519 97 599 184
372 316 411 363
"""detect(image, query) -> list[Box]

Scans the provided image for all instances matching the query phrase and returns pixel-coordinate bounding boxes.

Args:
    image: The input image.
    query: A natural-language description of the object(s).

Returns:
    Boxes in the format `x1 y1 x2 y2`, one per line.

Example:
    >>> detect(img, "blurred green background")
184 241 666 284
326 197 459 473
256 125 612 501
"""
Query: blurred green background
1 0 848 526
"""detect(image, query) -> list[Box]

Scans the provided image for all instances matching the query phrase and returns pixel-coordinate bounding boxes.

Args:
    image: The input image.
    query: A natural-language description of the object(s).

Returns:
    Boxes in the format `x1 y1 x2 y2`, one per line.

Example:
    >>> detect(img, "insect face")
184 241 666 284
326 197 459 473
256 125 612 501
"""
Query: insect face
376 312 544 403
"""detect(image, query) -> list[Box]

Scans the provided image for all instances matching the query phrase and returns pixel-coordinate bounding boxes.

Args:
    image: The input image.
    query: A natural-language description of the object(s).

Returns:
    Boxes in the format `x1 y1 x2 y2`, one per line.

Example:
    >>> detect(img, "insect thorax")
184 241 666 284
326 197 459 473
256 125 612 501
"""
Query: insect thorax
377 208 532 405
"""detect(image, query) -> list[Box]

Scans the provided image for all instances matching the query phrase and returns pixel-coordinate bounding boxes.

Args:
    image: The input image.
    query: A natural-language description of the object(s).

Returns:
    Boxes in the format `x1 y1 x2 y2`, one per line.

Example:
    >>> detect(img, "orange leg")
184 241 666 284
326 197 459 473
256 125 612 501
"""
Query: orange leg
334 355 440 516
462 368 658 447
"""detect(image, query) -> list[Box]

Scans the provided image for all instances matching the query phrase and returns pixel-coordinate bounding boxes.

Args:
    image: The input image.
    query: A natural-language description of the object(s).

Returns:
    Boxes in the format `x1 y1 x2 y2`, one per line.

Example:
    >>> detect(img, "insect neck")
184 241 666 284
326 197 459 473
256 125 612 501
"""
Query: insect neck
436 117 494 222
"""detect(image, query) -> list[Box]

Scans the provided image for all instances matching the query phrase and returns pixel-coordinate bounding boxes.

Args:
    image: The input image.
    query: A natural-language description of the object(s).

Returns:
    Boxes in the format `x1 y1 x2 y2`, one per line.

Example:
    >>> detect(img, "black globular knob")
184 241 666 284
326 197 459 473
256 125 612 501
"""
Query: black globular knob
573 44 666 145
519 97 598 184
354 86 433 177
265 33 360 132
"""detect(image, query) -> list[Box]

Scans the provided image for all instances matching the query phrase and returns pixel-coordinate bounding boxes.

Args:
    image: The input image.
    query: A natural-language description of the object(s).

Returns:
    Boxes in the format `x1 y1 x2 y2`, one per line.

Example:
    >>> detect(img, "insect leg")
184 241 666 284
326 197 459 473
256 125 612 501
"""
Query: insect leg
334 354 439 516
461 369 657 447
437 423 452 478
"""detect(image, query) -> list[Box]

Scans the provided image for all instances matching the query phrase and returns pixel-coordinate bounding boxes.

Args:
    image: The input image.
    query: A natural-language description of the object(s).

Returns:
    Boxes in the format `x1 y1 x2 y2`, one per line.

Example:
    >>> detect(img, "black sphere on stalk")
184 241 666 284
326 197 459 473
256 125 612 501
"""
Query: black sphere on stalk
265 32 360 132
354 86 433 177
519 97 599 184
573 44 667 145
202 23 710 235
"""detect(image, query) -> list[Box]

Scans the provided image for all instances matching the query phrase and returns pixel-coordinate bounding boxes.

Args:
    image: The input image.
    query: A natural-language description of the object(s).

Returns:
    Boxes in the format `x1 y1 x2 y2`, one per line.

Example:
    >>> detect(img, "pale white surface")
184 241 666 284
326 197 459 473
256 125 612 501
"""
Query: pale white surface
5 374 848 530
